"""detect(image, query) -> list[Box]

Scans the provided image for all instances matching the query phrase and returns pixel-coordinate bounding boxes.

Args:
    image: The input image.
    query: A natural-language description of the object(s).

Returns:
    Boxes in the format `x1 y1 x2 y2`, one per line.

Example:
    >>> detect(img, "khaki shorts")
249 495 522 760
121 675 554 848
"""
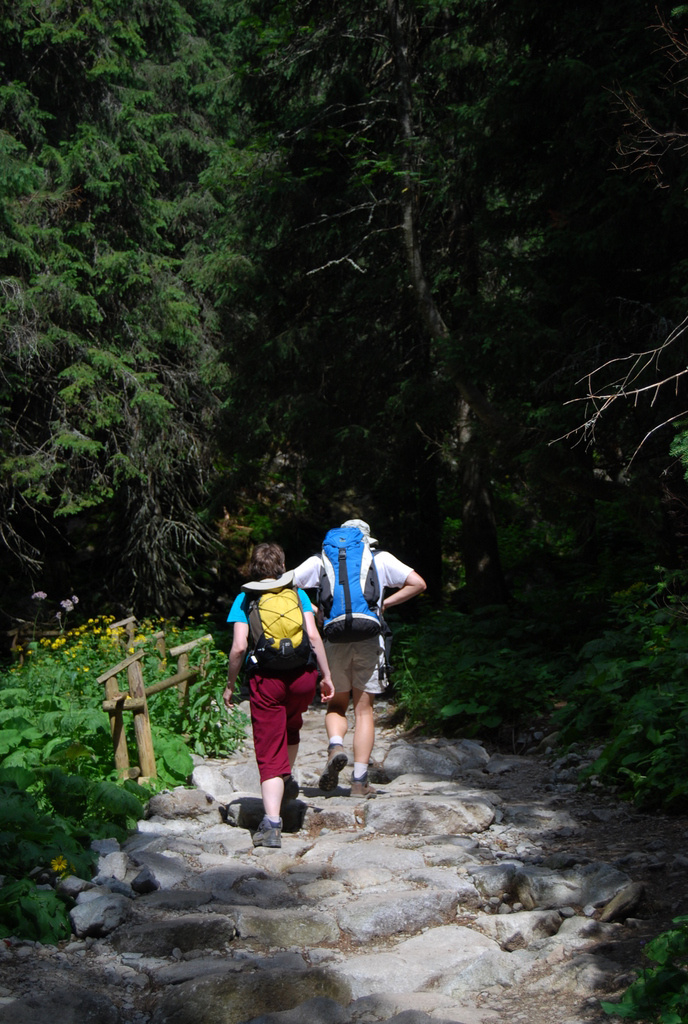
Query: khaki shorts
325 636 384 696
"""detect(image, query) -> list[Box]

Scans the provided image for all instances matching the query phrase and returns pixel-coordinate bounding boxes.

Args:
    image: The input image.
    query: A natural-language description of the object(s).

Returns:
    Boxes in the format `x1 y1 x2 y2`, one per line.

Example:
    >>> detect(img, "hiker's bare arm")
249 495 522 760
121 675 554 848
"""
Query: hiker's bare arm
382 571 427 612
224 622 249 706
304 611 335 701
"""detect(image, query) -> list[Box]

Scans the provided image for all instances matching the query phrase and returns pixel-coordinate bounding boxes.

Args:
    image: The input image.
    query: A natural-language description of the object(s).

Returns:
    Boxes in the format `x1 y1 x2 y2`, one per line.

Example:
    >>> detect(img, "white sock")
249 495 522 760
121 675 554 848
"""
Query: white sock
328 737 344 748
353 762 368 779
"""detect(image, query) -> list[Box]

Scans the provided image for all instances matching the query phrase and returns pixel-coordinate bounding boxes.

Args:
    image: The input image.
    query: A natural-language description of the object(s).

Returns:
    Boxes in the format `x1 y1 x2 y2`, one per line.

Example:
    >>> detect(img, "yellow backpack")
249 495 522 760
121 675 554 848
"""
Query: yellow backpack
246 586 313 672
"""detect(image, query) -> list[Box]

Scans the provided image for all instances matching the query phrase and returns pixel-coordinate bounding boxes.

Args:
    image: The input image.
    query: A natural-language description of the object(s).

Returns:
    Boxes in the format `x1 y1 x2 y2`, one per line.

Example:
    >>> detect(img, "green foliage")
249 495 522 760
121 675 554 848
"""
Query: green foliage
393 606 567 737
0 879 70 944
5 614 247 777
0 780 96 880
0 614 247 942
553 579 688 811
0 0 235 612
602 916 688 1023
0 777 97 942
670 424 688 481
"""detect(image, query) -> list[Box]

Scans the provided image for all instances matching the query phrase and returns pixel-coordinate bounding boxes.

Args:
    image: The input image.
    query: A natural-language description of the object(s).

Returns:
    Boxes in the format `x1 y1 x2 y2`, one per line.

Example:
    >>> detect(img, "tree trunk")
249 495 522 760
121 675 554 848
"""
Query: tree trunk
459 401 509 606
387 0 508 606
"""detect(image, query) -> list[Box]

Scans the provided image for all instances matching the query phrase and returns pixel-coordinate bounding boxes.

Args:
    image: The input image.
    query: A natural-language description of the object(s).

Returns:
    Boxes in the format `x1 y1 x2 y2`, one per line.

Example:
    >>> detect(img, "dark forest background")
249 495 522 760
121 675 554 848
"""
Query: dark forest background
3 0 688 635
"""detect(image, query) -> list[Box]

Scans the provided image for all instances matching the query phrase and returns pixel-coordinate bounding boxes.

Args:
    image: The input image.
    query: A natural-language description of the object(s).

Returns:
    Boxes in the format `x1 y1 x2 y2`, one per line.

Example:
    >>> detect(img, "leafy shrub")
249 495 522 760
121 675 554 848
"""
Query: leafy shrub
0 879 70 944
4 614 248 783
392 606 568 737
553 582 688 810
0 614 248 942
602 916 688 1023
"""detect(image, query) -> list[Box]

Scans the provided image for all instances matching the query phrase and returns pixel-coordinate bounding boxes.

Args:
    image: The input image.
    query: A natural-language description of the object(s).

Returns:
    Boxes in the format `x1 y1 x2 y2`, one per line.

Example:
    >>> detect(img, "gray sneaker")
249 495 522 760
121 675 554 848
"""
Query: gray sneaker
318 745 348 791
252 815 282 848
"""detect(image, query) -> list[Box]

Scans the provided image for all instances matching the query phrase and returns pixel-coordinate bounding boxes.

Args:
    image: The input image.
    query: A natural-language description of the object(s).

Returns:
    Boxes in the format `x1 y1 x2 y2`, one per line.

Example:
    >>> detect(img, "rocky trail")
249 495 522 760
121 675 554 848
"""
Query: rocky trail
2 699 688 1024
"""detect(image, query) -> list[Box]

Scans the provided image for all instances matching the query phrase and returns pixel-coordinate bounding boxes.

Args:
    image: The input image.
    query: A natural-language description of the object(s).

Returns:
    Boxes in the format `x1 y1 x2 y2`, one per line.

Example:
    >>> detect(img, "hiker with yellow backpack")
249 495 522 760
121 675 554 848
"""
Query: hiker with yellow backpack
223 542 334 848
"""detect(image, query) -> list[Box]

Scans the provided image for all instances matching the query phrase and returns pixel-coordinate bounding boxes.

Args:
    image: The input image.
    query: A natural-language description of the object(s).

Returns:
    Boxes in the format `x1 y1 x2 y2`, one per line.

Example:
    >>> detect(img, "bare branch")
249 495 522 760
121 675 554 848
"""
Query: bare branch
551 314 688 462
306 255 367 275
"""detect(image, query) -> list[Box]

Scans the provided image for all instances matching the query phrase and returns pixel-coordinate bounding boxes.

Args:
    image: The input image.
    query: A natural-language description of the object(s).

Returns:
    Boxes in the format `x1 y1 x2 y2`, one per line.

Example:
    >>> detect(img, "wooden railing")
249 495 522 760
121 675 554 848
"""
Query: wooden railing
98 616 212 782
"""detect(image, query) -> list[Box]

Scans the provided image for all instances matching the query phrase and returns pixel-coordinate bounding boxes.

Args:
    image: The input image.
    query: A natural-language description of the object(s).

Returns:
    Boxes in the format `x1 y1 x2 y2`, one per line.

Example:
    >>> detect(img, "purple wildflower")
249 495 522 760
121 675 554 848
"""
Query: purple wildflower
31 591 47 601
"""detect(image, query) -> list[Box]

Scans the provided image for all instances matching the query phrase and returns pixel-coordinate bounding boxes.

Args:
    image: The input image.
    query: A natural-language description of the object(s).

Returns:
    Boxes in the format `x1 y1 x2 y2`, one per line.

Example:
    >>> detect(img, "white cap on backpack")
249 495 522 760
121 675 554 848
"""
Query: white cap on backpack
340 519 378 547
243 570 295 592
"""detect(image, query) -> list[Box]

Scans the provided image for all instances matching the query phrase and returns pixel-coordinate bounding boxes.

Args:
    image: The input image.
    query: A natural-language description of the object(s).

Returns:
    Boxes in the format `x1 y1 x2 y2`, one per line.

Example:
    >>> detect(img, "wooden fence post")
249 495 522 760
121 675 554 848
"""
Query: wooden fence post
168 635 213 709
126 657 157 781
99 628 213 781
103 671 130 778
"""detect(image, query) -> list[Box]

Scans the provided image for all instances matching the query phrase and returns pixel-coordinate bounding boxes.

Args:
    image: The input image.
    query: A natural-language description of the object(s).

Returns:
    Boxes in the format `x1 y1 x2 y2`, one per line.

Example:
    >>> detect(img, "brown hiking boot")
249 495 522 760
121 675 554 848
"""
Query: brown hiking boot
318 744 348 791
350 772 376 797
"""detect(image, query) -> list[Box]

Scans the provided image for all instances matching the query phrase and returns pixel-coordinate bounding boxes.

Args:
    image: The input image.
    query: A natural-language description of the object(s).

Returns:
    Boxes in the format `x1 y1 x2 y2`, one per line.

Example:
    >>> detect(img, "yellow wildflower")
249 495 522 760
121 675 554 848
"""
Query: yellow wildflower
50 856 69 877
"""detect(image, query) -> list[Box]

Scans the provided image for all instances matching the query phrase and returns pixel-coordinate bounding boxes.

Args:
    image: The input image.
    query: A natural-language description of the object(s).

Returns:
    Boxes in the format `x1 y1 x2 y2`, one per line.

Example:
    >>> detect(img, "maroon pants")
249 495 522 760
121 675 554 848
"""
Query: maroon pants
249 667 318 783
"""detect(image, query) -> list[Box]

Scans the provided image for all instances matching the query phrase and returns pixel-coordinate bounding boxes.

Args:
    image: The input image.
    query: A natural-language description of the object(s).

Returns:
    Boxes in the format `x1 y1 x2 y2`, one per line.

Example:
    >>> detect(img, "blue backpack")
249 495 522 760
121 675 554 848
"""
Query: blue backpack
318 526 381 642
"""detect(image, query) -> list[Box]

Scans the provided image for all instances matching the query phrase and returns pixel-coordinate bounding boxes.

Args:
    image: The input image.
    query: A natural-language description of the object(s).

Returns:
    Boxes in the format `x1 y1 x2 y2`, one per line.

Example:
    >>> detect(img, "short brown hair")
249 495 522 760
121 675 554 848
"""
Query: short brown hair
249 542 286 581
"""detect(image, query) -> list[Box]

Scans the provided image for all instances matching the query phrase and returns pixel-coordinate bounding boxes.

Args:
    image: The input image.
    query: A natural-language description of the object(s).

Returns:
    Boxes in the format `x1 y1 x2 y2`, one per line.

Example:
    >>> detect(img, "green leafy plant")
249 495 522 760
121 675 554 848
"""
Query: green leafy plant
0 613 247 942
553 580 688 810
0 879 71 944
393 606 567 738
602 916 688 1022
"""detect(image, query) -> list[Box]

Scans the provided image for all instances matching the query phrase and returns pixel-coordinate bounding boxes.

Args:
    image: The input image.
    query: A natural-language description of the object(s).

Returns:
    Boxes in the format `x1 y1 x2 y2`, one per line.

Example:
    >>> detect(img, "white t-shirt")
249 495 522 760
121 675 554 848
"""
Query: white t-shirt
292 550 413 614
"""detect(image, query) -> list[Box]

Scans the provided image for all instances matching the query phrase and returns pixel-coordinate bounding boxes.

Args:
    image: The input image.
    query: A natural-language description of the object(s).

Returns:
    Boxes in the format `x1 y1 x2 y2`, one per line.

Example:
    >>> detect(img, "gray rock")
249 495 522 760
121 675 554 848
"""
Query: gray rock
126 850 195 889
337 890 458 942
69 892 132 938
0 985 119 1023
110 911 237 954
422 841 480 868
90 837 120 855
503 803 578 830
303 805 358 833
231 876 295 907
55 874 95 899
599 882 647 922
364 795 495 835
485 754 523 774
473 909 562 950
131 865 160 894
441 738 491 769
383 741 460 780
243 996 350 1024
145 787 224 820
95 850 133 881
231 906 340 946
530 952 625 995
330 841 424 875
223 761 262 793
336 924 498 999
149 967 351 1024
469 862 519 899
514 862 631 911
135 888 215 911
191 763 236 802
439 947 526 997
96 877 135 898
0 703 656 1024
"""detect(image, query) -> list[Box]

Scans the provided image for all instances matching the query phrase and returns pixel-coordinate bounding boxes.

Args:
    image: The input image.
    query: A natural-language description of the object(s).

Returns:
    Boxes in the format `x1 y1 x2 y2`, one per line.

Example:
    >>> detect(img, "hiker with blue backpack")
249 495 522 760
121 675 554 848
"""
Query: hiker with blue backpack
223 542 335 848
292 520 426 796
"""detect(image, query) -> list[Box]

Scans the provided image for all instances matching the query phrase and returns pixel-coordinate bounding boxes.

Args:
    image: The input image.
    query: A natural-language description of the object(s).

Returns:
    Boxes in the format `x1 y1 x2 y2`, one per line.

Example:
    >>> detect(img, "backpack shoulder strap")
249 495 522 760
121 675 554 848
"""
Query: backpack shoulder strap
247 596 264 648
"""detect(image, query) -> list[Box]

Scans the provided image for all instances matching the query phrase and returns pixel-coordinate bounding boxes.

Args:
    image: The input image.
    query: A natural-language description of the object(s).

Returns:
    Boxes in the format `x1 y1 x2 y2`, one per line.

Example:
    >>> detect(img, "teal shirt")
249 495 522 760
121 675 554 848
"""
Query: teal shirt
227 588 313 624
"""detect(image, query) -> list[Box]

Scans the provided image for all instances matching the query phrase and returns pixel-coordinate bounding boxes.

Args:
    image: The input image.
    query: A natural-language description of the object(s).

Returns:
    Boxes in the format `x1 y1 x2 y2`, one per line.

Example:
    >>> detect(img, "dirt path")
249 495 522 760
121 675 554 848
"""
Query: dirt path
0 699 686 1024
